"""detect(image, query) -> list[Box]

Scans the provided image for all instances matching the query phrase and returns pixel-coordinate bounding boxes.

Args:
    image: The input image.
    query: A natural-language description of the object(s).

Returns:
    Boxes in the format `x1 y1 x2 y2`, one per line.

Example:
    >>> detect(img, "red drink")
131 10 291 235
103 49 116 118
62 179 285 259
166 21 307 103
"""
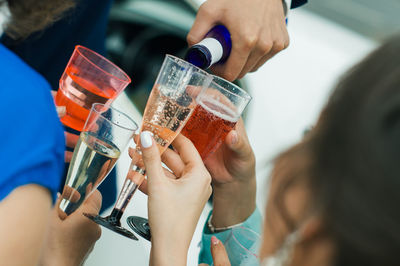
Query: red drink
181 98 238 159
55 66 118 131
55 46 130 131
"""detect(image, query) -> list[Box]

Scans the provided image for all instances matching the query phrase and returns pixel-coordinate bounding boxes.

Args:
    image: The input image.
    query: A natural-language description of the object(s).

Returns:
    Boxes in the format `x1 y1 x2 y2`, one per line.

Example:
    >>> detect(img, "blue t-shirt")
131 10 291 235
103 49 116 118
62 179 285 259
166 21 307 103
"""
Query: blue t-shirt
0 43 65 202
1 0 117 212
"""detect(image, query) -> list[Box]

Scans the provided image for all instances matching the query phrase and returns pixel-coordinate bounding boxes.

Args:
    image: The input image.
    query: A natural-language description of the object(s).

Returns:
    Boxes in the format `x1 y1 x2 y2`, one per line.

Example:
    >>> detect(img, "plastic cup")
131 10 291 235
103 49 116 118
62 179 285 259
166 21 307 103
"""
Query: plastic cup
55 45 131 131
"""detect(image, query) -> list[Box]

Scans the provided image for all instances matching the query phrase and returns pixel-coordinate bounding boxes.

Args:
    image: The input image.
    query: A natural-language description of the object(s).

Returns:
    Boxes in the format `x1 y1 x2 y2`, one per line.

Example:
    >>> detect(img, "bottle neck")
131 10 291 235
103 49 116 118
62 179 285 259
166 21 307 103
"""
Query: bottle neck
205 25 232 61
185 44 211 69
185 25 231 69
195 38 224 65
185 37 224 69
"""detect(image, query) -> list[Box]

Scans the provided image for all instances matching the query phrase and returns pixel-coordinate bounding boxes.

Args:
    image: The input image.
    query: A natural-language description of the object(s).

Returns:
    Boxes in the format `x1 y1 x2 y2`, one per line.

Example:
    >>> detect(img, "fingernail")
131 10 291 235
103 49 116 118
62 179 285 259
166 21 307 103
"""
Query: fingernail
211 236 219 246
231 131 238 145
57 192 61 198
57 106 66 115
140 131 153 148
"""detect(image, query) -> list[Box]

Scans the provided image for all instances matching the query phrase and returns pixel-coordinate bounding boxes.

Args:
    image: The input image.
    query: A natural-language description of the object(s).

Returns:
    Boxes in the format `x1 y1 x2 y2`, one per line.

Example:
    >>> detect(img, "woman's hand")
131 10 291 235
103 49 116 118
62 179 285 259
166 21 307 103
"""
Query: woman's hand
187 0 289 81
204 119 257 227
199 236 231 266
140 132 212 266
39 190 102 266
51 90 78 163
205 119 255 185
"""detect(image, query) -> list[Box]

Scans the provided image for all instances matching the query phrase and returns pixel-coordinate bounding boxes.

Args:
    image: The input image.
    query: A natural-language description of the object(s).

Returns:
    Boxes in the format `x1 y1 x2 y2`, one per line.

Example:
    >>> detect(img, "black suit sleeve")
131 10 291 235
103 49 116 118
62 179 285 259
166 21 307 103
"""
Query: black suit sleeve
291 0 308 9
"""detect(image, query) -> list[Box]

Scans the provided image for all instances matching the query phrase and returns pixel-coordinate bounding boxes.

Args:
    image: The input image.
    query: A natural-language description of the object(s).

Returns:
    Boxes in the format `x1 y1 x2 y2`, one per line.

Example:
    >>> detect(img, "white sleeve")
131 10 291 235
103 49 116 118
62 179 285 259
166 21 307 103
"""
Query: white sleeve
0 4 11 36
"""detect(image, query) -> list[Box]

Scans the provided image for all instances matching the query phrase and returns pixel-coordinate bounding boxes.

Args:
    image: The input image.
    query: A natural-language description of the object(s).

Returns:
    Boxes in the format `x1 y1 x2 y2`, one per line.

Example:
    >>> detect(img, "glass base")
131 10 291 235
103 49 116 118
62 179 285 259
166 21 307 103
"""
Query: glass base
84 213 138 241
127 216 151 241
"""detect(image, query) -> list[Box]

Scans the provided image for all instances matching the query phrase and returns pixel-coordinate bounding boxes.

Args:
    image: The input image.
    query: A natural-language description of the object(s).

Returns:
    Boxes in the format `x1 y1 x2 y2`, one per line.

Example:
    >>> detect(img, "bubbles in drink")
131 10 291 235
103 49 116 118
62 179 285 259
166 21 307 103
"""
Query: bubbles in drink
141 85 195 152
181 98 238 159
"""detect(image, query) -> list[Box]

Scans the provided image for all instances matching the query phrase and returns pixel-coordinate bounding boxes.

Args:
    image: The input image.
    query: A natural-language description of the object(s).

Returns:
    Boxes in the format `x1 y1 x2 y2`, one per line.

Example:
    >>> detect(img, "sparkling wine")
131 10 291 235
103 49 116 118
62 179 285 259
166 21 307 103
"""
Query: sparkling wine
59 132 120 216
181 98 238 159
141 86 195 153
91 55 212 241
55 66 118 131
110 86 195 220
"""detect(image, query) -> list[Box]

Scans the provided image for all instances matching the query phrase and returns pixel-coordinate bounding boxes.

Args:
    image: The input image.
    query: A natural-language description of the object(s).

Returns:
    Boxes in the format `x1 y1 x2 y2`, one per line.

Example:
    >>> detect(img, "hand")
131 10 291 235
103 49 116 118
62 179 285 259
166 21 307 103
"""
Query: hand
51 90 79 163
204 119 256 227
140 132 212 266
187 0 289 81
199 236 231 266
205 119 255 185
40 190 102 266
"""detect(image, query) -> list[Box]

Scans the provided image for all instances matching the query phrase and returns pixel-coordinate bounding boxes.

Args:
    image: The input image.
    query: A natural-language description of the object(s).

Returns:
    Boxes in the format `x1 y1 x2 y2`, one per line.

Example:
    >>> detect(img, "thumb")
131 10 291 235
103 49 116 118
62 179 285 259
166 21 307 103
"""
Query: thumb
80 189 102 216
225 129 252 160
140 131 164 181
56 106 66 118
224 119 253 159
210 236 231 266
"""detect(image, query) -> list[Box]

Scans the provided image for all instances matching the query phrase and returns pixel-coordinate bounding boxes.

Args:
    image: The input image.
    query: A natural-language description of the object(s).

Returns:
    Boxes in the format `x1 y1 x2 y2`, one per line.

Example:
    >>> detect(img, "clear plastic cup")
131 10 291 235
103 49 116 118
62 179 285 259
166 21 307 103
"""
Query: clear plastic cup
55 45 131 131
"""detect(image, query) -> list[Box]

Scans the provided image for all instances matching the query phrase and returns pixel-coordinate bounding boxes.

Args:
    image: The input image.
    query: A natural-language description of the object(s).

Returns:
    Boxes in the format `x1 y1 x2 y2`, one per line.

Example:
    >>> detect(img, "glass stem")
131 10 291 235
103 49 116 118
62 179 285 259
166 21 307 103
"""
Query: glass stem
113 177 140 213
108 159 145 223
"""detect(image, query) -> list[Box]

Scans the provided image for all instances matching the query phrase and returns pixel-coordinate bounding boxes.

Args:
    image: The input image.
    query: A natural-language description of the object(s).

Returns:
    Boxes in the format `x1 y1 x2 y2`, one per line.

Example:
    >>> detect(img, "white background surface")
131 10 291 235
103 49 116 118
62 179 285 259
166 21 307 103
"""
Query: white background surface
85 8 377 266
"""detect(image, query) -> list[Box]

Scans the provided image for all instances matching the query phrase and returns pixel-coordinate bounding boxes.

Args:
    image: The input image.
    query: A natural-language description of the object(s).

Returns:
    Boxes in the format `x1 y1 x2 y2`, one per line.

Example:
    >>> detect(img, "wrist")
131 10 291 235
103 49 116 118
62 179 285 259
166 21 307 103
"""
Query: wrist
39 247 86 266
211 176 256 227
150 242 188 266
39 257 75 266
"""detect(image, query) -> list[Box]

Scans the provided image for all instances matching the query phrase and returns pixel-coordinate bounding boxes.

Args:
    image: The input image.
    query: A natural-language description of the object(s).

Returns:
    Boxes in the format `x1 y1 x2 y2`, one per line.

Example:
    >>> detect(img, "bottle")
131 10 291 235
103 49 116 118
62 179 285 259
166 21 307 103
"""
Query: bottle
185 25 232 69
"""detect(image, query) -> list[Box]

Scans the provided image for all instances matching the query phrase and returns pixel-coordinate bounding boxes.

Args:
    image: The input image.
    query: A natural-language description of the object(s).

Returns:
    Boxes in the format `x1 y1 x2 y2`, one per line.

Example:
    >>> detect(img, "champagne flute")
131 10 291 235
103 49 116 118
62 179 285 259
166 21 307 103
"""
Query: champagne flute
127 75 251 240
85 55 212 240
58 103 138 218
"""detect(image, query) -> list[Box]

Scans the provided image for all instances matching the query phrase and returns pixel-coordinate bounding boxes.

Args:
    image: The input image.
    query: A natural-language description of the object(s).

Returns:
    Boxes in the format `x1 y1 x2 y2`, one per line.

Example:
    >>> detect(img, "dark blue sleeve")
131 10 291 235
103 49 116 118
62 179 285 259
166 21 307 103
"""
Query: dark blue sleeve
0 0 114 90
0 44 65 202
291 0 308 9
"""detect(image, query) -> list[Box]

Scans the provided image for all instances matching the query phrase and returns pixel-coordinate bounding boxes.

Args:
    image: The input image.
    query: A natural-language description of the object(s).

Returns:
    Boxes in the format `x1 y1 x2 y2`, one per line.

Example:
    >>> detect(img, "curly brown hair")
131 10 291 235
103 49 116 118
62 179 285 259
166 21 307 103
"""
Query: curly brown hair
1 0 74 39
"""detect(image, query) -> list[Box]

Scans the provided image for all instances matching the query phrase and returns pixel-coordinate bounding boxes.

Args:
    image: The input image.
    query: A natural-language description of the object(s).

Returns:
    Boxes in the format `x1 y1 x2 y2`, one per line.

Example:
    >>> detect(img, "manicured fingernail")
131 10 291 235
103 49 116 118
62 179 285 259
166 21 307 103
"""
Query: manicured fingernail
211 236 219 245
57 192 61 198
231 131 238 145
140 131 153 148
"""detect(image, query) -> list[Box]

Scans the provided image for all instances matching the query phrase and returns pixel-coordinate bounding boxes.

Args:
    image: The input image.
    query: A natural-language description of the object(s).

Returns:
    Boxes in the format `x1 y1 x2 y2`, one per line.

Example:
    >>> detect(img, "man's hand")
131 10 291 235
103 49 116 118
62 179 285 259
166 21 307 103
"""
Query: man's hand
187 0 289 81
204 119 257 227
40 190 102 266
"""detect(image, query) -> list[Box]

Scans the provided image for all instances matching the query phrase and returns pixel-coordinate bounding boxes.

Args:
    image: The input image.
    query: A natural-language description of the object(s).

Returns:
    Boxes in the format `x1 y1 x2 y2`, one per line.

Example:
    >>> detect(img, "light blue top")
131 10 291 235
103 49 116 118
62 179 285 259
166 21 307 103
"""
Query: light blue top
199 208 262 265
0 43 64 202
